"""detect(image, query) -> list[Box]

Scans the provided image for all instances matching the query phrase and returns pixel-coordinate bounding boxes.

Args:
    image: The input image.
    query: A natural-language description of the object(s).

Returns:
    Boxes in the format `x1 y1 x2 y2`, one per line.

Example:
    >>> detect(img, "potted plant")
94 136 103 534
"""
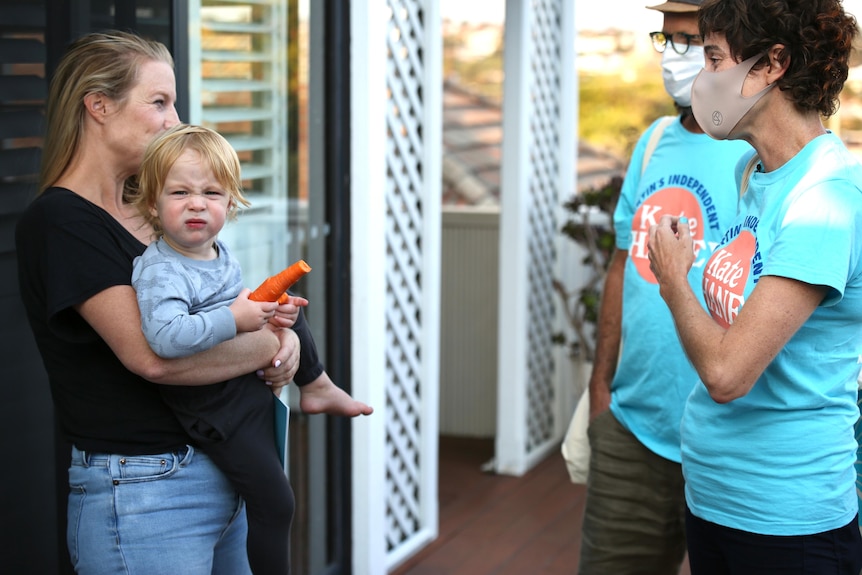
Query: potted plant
553 175 622 362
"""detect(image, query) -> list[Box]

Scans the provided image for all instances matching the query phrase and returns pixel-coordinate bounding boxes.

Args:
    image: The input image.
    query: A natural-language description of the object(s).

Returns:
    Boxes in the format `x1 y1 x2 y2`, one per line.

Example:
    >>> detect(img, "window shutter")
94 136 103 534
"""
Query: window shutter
188 0 289 283
0 22 45 235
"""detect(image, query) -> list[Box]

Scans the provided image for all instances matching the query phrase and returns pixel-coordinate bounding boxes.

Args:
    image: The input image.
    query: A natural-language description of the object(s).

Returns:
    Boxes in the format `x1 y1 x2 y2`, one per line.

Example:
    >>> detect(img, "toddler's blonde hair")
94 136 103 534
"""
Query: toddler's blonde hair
132 123 250 235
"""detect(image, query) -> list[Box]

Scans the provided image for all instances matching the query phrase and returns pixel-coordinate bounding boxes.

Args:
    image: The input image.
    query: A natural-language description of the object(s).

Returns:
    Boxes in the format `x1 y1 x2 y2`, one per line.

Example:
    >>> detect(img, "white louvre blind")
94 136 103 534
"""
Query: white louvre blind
188 0 290 284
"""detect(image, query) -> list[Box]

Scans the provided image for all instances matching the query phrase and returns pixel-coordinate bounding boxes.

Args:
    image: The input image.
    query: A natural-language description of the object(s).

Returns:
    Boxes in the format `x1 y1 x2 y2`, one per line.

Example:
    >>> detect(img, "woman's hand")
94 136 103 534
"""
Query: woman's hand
257 326 300 391
269 295 309 328
648 215 695 289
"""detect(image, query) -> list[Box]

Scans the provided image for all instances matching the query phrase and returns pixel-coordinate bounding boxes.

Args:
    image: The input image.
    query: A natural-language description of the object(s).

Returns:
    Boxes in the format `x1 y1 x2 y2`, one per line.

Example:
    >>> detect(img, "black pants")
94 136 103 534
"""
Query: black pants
686 507 862 575
162 375 294 575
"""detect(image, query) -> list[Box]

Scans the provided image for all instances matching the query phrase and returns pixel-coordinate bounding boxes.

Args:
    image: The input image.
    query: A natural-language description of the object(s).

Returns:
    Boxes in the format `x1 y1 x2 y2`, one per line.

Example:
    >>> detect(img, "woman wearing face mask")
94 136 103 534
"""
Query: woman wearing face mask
648 0 862 572
576 1 752 573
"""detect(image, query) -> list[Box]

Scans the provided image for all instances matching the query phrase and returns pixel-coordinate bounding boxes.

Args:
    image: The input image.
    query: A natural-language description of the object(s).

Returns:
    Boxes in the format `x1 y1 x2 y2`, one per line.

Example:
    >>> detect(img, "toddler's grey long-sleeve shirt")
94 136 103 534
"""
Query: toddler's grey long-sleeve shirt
132 238 241 359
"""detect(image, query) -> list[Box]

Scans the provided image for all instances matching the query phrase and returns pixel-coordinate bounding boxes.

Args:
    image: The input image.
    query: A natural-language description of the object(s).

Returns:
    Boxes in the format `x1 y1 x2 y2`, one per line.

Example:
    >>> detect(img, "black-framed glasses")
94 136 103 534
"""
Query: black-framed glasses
649 31 703 55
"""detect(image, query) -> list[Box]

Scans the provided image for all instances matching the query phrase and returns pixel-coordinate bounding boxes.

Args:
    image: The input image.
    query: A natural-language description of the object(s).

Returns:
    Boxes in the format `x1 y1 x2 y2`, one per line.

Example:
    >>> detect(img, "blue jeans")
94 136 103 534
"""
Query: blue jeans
68 444 252 575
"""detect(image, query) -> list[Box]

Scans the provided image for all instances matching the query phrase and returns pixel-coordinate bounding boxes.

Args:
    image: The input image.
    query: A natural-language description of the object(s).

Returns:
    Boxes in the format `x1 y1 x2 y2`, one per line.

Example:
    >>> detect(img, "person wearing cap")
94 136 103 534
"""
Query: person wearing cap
648 0 862 571
577 1 751 573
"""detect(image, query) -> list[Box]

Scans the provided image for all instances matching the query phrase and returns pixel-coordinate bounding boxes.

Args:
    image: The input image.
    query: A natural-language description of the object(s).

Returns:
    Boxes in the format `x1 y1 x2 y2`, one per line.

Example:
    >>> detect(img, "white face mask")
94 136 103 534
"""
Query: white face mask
661 45 704 107
691 53 775 140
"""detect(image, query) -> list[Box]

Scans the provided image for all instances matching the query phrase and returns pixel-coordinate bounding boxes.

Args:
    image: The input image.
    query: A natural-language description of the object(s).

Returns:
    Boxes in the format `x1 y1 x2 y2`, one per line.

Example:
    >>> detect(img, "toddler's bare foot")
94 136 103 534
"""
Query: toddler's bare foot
299 372 373 417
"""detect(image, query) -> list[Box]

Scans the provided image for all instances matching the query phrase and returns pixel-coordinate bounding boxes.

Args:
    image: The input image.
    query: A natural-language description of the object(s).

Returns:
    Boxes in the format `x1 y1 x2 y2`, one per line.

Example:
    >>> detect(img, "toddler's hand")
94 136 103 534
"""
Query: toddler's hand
230 288 278 332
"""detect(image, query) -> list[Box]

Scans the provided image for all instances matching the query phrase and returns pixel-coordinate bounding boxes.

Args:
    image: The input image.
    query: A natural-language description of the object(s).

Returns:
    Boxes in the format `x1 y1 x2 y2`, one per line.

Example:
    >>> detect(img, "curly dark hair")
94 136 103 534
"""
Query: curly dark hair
698 0 858 117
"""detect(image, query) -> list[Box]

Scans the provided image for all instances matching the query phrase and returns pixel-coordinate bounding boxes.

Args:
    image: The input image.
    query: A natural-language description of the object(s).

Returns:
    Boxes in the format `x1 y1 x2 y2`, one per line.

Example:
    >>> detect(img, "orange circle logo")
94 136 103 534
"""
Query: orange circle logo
631 187 706 284
703 230 756 328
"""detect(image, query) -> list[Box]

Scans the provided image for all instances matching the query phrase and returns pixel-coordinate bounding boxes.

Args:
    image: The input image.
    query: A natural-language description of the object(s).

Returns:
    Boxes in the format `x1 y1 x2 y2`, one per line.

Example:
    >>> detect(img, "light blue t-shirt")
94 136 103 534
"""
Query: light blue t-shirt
856 386 862 527
683 133 862 535
132 238 242 359
611 116 751 462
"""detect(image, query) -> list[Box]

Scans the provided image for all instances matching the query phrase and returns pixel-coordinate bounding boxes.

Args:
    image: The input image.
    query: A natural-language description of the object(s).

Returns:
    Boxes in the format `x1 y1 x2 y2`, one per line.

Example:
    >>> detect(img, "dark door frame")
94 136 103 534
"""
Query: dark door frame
322 0 353 572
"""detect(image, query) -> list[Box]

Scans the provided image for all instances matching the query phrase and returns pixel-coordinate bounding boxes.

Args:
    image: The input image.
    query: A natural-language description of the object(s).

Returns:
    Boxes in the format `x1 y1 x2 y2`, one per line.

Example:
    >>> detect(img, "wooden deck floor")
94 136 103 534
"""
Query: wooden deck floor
391 436 691 575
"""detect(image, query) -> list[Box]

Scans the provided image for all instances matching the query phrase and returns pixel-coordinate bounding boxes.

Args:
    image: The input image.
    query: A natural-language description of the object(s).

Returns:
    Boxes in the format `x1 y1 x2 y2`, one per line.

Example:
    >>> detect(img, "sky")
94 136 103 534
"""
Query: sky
437 1 661 31
440 0 862 34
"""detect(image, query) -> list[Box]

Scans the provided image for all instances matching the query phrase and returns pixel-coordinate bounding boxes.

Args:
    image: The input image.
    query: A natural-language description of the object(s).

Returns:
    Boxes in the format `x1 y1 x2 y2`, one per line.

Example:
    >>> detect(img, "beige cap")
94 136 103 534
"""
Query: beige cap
646 0 702 13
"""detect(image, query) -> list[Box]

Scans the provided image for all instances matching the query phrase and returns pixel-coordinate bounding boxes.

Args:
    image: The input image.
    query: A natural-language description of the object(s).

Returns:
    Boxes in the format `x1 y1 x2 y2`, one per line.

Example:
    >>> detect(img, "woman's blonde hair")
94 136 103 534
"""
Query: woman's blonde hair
40 30 174 192
131 124 250 236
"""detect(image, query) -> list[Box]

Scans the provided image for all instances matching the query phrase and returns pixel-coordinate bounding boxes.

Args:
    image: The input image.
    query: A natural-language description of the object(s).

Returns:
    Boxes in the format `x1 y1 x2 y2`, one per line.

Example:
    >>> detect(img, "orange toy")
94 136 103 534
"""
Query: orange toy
249 260 312 304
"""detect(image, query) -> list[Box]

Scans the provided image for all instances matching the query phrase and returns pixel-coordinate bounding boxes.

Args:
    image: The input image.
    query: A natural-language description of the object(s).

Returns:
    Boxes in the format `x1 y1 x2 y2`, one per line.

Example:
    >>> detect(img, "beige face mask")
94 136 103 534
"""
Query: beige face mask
691 53 775 140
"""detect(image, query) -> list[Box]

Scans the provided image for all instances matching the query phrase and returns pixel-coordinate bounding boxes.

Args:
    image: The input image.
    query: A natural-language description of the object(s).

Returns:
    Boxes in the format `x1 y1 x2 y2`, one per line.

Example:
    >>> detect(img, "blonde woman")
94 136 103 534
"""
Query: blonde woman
16 31 299 574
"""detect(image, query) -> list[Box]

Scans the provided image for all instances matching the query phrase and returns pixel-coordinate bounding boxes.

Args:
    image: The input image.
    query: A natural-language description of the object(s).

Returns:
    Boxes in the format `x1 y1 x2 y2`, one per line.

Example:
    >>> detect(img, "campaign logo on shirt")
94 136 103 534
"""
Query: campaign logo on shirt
631 187 706 284
703 226 758 328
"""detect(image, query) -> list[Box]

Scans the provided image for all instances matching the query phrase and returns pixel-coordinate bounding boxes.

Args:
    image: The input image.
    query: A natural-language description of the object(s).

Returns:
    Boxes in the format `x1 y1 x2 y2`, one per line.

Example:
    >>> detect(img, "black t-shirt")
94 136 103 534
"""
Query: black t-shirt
16 188 191 453
17 188 326 454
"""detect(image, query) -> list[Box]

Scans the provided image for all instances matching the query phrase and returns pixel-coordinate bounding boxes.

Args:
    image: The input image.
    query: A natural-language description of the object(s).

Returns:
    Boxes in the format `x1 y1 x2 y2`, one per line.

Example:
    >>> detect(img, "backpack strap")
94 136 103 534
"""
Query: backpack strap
641 116 676 176
739 153 760 197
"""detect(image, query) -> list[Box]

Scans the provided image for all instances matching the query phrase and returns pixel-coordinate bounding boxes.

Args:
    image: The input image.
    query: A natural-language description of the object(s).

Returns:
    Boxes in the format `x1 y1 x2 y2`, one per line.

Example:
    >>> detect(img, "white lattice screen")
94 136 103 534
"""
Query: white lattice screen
383 0 440 564
496 0 575 475
524 0 564 453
